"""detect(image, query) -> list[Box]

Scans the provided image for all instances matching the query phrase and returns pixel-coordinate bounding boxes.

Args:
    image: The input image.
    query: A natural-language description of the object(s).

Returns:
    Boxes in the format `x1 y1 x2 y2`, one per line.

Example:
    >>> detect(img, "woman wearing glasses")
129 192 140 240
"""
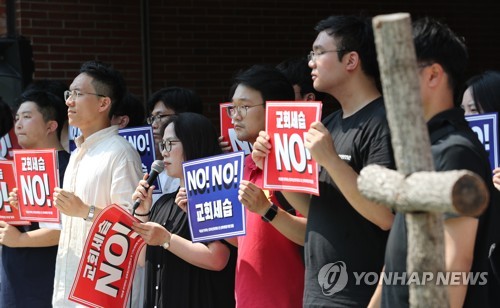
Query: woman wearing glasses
131 112 236 308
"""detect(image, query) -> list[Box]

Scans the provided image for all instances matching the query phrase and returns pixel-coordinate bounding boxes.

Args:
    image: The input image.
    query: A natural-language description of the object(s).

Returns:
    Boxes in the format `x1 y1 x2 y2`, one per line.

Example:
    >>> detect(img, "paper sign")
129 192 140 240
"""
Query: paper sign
119 126 160 194
219 102 252 155
263 101 322 195
183 151 246 242
465 112 499 170
13 149 60 222
0 160 30 225
69 204 146 308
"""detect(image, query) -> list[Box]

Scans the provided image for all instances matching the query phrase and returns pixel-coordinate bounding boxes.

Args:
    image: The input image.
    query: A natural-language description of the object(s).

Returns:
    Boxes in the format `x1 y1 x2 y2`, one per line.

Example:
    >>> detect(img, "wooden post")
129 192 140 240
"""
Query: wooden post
359 13 489 308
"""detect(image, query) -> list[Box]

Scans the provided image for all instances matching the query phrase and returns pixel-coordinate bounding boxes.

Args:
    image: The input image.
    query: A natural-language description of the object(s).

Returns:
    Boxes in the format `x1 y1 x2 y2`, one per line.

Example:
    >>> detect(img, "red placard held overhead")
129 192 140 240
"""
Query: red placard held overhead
0 160 30 225
13 149 60 222
264 101 322 195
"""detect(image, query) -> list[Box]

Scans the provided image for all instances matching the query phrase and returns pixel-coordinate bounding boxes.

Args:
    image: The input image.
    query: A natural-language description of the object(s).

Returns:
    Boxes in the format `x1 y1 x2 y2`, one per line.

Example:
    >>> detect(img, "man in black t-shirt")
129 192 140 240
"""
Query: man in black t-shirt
373 18 500 308
253 15 395 307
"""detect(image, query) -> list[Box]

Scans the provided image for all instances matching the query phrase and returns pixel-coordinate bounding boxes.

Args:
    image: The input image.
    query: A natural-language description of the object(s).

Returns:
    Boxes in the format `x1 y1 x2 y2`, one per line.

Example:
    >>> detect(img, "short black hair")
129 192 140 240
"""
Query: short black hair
229 65 294 102
16 89 68 139
315 15 380 88
79 60 127 119
276 56 324 101
114 93 146 127
25 79 68 103
413 17 468 107
162 112 222 161
147 87 203 115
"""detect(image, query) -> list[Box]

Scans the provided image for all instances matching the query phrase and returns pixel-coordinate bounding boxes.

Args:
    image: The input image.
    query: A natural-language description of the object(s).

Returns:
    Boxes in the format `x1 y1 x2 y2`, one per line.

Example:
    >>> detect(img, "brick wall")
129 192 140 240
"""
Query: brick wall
1 0 500 125
14 0 143 95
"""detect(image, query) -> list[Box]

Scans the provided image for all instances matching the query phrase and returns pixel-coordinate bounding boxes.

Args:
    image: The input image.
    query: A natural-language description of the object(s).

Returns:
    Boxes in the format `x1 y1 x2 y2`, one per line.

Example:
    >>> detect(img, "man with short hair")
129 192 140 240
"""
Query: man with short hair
252 15 395 306
229 65 306 308
375 17 499 308
2 89 70 307
51 60 142 307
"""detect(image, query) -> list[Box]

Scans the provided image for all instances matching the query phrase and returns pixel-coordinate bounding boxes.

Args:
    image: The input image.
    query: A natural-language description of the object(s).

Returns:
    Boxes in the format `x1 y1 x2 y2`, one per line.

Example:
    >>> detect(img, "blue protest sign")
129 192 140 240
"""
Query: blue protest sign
465 112 498 170
119 126 160 194
182 151 245 242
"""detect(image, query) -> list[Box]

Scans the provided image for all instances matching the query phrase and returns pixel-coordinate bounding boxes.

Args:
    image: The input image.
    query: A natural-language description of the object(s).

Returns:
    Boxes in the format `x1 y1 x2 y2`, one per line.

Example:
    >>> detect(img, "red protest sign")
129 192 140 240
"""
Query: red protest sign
264 101 322 195
0 160 30 225
219 102 253 155
13 149 60 222
69 204 146 308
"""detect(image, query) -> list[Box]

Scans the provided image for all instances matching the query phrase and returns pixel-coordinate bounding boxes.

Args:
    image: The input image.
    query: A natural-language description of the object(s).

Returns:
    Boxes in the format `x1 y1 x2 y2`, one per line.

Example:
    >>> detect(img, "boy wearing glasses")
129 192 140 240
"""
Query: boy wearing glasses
252 15 395 306
51 61 142 307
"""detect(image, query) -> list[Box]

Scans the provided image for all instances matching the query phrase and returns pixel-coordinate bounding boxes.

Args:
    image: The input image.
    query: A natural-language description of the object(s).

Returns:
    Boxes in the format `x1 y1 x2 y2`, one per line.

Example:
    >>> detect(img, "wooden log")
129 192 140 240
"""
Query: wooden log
372 13 448 308
358 164 488 217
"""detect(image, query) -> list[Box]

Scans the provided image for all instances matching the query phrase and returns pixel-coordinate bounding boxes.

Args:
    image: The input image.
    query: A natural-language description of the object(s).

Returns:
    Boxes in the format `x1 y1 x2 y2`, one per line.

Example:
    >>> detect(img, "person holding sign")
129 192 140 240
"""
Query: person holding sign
226 65 306 308
131 112 236 308
462 70 500 191
2 89 70 307
51 61 143 307
253 16 395 307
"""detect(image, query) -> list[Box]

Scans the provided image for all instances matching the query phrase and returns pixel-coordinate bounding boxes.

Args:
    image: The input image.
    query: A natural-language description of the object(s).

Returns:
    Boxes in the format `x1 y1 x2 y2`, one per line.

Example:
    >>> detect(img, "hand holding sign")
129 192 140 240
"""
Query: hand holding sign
175 187 188 212
218 136 232 153
69 204 145 308
238 180 271 216
0 220 22 247
252 131 272 170
493 168 500 191
304 121 337 167
8 187 19 209
131 221 171 246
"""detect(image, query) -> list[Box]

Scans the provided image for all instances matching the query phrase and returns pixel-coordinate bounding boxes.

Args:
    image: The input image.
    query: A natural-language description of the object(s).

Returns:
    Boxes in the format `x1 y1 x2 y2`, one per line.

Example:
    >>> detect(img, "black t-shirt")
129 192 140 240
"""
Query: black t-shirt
304 98 395 307
382 108 500 307
0 150 70 308
144 191 236 308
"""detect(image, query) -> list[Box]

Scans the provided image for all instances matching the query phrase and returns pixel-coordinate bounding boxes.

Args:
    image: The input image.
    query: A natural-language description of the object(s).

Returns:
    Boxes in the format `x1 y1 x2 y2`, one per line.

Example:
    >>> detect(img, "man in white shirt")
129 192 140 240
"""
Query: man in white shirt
52 60 142 307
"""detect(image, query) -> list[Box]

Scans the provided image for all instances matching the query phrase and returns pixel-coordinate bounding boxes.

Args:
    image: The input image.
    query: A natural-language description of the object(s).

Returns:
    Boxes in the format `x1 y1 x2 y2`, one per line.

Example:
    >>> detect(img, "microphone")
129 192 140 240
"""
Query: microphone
133 160 165 211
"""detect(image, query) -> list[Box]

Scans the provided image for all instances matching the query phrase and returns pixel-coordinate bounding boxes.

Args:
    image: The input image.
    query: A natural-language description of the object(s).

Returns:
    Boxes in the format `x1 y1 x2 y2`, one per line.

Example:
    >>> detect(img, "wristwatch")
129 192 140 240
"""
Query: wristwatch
261 203 278 223
85 204 95 221
161 236 171 250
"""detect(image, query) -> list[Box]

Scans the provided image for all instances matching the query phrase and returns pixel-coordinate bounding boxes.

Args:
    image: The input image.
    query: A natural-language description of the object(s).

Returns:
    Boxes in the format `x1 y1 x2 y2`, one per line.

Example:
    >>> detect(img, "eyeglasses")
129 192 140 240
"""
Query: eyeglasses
307 50 345 62
159 139 180 152
147 114 175 125
226 104 264 119
64 90 106 101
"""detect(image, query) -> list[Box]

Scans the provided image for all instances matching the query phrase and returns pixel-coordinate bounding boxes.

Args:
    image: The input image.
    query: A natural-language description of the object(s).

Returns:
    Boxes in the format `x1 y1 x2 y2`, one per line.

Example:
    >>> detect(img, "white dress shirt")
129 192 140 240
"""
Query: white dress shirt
52 126 142 307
